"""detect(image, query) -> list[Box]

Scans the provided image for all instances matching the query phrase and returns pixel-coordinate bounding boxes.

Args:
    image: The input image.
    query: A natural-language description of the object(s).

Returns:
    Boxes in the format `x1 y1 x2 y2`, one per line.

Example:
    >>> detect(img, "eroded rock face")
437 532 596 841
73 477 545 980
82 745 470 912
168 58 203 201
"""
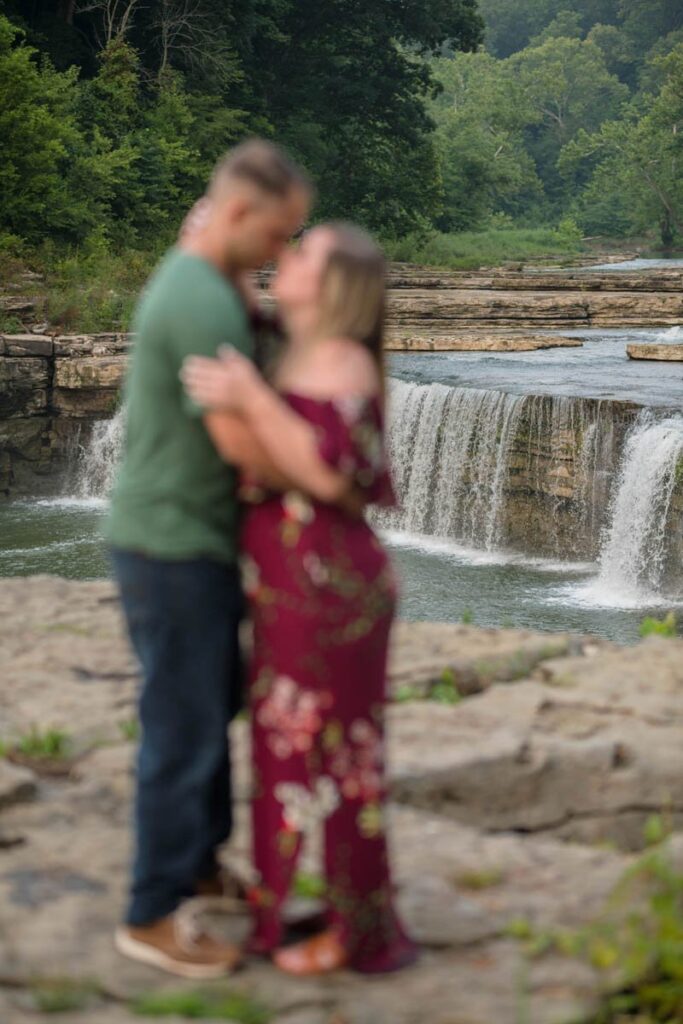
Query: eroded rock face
0 335 128 495
0 576 680 1023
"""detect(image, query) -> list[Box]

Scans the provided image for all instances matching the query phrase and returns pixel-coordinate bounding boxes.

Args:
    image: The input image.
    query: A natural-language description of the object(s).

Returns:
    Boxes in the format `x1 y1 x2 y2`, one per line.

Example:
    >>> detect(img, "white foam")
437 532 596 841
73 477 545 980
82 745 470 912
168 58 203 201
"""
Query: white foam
382 529 594 573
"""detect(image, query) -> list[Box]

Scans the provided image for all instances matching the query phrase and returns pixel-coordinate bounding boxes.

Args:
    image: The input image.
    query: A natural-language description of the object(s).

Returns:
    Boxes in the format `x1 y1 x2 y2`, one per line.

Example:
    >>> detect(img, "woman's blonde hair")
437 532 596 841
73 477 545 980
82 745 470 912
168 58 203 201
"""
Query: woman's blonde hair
316 222 387 387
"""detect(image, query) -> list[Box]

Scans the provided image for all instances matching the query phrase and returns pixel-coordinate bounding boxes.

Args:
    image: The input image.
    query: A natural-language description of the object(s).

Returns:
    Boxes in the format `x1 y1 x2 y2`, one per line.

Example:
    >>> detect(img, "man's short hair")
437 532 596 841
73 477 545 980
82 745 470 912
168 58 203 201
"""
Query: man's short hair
209 139 312 200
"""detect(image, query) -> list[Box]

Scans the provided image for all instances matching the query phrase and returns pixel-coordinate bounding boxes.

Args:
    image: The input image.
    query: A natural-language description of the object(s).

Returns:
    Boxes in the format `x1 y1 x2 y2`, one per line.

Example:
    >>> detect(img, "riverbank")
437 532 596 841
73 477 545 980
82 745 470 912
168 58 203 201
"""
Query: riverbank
1 576 683 1024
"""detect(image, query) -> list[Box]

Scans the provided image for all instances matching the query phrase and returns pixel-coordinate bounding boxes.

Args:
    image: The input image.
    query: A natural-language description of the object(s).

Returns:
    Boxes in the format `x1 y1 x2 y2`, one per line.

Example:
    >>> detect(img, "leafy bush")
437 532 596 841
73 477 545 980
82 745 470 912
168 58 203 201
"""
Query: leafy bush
640 612 678 639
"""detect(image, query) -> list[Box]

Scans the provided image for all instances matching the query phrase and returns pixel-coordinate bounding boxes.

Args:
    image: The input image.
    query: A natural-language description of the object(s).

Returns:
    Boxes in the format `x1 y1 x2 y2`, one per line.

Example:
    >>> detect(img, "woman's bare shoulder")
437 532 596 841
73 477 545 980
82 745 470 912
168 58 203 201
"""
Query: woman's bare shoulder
304 338 381 400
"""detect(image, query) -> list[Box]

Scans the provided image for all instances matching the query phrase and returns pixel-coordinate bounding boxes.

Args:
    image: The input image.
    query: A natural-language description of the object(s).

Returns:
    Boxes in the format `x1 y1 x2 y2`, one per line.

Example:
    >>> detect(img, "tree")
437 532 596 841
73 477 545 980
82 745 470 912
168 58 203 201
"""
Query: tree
430 53 542 229
0 16 93 243
509 36 629 205
560 44 683 246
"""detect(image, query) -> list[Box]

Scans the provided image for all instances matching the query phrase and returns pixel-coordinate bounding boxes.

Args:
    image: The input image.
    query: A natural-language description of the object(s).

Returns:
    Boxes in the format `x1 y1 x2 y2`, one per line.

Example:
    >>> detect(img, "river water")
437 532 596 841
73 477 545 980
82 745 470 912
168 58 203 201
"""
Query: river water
1 322 681 644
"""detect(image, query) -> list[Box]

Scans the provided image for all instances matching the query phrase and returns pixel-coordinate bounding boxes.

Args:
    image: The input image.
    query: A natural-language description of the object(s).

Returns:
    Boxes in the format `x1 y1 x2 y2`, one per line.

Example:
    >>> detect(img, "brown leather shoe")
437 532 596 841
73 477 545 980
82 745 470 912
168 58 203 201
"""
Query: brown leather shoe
273 928 349 976
115 905 242 979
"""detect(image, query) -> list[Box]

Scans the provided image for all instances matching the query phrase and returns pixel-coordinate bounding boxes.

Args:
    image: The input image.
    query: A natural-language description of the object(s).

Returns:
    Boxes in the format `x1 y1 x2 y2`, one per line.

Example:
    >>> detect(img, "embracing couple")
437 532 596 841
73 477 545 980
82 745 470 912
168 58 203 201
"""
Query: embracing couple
107 140 417 979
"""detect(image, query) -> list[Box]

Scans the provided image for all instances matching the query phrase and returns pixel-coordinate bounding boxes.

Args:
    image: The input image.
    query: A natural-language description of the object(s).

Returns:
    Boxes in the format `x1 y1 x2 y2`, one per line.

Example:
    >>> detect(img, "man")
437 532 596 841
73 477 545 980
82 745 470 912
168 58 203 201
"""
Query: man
108 140 311 978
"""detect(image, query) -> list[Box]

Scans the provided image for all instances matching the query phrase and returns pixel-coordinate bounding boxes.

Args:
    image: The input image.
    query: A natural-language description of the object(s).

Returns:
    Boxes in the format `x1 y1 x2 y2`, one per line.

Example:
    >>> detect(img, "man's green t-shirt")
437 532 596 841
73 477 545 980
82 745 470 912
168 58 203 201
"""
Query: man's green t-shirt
107 248 253 563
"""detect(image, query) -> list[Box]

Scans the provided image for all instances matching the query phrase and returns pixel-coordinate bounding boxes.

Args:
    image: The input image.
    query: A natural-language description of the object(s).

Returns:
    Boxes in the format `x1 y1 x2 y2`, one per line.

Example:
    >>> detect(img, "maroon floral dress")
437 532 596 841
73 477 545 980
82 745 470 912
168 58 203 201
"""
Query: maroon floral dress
241 393 417 973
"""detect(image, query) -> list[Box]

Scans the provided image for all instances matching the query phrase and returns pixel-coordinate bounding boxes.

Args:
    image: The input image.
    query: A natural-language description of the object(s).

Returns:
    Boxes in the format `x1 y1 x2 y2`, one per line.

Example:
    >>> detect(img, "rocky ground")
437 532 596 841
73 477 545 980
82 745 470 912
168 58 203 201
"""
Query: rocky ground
1 577 683 1023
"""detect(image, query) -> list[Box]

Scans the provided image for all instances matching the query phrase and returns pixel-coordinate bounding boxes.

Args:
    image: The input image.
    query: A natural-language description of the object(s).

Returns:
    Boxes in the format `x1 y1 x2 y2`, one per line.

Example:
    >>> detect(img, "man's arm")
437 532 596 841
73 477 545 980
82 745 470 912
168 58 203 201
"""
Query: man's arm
203 411 292 491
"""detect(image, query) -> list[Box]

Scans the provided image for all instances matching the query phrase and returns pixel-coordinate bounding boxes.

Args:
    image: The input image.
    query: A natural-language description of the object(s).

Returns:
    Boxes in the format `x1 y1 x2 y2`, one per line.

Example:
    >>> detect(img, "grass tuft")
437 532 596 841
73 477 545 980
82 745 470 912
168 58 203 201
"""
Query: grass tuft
383 226 584 271
131 988 271 1022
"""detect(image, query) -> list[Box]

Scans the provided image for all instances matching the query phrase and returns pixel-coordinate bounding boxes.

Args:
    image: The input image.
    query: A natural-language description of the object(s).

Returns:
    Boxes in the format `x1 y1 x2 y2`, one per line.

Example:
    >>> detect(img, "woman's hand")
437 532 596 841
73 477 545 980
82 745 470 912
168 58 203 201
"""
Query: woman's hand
179 197 212 242
181 346 264 413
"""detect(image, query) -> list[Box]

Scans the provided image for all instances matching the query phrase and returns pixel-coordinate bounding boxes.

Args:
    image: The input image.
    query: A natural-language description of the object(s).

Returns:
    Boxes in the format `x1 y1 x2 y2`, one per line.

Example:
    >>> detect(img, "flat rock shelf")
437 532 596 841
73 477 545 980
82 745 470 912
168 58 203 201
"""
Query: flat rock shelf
385 332 583 352
627 342 683 361
1 577 683 1024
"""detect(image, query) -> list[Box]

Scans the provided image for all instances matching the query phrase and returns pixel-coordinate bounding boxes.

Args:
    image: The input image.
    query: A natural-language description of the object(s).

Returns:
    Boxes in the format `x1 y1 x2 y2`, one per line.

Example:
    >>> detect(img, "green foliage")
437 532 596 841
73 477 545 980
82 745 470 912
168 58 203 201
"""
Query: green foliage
639 612 678 639
431 669 462 705
561 43 683 246
504 828 683 1023
12 726 72 760
292 872 327 899
30 978 99 1013
132 988 271 1022
3 0 682 272
119 718 140 742
456 867 505 890
393 669 461 705
430 52 543 230
385 226 584 270
586 849 683 1022
0 19 90 244
1 2 484 252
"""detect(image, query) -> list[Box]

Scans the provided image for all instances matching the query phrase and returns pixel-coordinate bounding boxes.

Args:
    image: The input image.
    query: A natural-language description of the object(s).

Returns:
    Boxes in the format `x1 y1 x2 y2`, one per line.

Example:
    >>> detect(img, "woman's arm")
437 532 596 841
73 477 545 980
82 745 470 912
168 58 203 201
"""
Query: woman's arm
242 385 351 503
183 352 352 503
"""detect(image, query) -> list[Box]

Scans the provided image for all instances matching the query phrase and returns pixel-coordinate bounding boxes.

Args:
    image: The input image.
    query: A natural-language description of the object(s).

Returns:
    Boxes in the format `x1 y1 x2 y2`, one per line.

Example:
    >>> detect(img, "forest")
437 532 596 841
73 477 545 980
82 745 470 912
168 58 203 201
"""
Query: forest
1 0 682 290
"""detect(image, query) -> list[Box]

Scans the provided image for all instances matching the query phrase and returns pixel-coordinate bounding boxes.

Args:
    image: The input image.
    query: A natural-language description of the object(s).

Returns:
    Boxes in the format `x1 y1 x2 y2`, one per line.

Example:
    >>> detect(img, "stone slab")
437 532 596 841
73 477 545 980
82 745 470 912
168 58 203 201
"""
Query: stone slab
385 333 584 352
390 638 683 849
388 621 598 696
54 356 127 390
1 335 54 357
627 342 683 361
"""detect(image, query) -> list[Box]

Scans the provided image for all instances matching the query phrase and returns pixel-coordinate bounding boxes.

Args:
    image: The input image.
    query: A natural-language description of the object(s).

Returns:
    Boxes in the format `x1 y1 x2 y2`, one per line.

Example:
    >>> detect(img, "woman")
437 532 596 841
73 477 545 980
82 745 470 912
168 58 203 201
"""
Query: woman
182 223 417 976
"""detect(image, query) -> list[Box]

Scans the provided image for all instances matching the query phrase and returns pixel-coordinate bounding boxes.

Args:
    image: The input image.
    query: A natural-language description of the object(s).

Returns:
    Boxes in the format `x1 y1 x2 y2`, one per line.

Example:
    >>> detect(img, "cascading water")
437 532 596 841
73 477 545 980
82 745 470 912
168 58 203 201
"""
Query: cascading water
72 379 683 605
74 407 125 500
375 379 623 557
377 380 528 550
591 414 683 602
376 378 682 602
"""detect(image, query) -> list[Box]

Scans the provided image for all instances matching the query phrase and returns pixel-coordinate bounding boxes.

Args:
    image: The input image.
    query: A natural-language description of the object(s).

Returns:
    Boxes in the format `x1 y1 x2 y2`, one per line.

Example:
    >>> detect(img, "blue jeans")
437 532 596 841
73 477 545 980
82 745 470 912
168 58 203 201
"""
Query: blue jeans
111 549 244 926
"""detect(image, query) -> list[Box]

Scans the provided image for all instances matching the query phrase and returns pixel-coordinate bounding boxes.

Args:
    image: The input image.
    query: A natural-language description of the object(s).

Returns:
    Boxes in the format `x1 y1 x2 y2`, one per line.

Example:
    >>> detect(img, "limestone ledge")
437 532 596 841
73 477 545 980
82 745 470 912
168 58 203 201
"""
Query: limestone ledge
385 332 583 352
0 334 129 494
1 575 683 1024
627 342 683 362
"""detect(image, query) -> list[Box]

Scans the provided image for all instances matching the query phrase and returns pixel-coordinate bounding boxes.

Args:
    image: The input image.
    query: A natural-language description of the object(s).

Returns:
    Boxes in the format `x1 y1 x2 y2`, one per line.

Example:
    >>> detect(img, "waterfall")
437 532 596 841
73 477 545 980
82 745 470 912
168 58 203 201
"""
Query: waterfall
594 414 683 600
379 378 682 601
71 380 683 602
376 379 623 557
377 380 528 550
74 408 125 500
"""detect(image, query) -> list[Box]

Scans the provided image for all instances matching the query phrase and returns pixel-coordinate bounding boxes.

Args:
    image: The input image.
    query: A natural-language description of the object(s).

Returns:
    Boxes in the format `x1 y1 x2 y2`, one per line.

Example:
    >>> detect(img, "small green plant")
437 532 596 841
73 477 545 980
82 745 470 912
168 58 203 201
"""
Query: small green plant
643 813 674 847
456 867 504 890
15 727 72 760
292 872 327 900
431 668 461 705
30 977 99 1013
461 608 475 625
504 838 683 1022
639 612 677 638
0 312 23 333
119 718 140 742
132 988 271 1023
394 683 423 702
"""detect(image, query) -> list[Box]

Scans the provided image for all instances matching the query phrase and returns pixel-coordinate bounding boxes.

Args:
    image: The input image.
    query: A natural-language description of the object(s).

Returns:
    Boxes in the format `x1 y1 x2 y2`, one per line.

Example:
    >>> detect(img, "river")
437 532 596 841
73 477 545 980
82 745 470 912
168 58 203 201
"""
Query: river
0 321 681 644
